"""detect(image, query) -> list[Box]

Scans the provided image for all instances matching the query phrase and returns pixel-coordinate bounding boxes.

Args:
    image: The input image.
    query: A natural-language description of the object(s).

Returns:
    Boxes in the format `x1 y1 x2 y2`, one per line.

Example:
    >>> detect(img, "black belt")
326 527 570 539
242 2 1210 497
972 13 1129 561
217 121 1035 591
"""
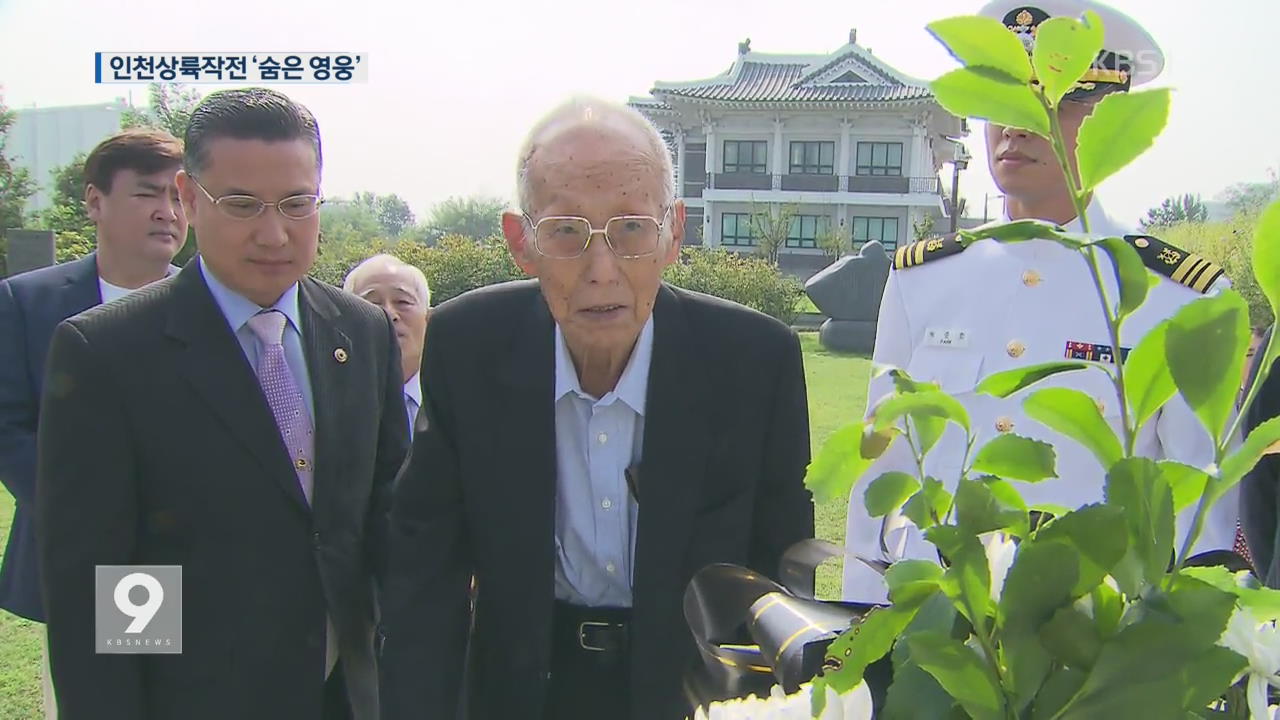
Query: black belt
552 601 631 661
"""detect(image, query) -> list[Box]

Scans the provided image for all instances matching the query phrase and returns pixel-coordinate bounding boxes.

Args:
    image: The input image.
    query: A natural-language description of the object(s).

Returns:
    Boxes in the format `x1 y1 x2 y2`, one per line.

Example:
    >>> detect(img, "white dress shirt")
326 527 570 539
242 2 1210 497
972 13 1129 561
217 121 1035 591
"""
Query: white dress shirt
552 316 654 608
404 371 422 435
97 264 179 304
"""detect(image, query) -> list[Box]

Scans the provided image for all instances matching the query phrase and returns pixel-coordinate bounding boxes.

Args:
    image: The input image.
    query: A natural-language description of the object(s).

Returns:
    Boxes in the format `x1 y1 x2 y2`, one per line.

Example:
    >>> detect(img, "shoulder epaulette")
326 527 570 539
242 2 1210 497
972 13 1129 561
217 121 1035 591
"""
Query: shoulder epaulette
1123 234 1224 293
893 233 965 270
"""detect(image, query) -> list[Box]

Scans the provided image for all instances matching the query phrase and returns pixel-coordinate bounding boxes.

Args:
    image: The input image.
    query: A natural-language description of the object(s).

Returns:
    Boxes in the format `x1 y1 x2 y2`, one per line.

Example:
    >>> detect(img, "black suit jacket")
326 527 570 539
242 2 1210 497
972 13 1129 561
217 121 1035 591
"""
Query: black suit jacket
379 280 814 720
0 253 102 621
36 261 410 720
1243 326 1280 583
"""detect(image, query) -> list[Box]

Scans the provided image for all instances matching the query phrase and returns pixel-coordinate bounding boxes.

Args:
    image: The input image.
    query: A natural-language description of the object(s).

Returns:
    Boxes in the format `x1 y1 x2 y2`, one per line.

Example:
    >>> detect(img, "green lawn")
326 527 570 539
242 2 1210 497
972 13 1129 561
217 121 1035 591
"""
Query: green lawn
0 333 869 709
0 491 43 719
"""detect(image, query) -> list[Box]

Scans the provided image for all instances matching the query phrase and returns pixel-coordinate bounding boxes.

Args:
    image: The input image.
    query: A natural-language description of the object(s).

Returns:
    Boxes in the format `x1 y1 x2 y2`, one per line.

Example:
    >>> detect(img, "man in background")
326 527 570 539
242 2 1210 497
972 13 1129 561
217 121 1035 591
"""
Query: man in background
343 254 430 433
0 128 186 718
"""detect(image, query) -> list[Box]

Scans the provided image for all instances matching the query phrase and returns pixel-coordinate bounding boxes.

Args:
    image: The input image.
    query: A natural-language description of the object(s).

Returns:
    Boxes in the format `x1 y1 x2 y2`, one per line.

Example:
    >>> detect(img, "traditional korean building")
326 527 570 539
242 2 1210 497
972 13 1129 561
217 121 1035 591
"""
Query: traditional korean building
630 31 968 277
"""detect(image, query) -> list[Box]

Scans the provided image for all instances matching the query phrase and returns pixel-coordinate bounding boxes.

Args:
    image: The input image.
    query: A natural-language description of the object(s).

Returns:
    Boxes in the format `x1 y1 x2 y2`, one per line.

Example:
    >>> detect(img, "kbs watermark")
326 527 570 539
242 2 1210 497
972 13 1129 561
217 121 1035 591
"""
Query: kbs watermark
95 566 182 654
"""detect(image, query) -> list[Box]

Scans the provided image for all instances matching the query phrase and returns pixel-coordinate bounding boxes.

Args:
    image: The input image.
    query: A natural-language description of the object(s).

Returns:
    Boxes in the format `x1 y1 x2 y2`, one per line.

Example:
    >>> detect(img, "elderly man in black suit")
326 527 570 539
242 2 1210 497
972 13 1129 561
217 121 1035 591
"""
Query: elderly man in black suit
37 88 409 720
379 97 815 720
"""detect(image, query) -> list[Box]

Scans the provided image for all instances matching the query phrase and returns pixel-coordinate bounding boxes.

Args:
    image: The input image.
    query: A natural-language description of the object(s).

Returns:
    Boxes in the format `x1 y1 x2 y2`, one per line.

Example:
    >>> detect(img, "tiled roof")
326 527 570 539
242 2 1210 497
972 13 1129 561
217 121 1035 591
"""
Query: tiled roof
644 46 934 106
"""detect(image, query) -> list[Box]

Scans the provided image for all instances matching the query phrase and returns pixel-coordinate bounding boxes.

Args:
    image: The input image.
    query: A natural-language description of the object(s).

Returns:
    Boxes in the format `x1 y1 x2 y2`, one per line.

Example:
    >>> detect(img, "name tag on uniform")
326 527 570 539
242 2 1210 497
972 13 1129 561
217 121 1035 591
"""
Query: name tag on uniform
924 327 970 348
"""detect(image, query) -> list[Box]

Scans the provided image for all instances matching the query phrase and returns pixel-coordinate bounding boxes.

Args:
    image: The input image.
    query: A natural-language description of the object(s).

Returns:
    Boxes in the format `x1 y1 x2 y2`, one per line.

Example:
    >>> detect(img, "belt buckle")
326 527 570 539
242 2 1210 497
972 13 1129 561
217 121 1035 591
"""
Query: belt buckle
577 621 612 652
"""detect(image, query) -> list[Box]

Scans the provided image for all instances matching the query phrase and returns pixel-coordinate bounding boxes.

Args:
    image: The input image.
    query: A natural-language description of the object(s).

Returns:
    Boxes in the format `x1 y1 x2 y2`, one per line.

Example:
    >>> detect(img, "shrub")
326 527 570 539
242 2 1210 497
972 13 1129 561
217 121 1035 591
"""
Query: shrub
1158 217 1272 327
663 247 803 325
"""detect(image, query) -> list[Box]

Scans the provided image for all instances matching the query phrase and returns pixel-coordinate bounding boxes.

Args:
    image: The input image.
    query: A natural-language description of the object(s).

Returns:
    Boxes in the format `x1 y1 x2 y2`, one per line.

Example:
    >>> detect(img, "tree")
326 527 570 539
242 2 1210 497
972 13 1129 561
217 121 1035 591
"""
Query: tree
816 225 851 260
425 195 507 241
1218 171 1280 218
1142 193 1208 229
911 213 937 242
0 92 36 277
749 203 797 266
319 198 383 248
31 154 96 263
120 82 202 139
374 194 414 238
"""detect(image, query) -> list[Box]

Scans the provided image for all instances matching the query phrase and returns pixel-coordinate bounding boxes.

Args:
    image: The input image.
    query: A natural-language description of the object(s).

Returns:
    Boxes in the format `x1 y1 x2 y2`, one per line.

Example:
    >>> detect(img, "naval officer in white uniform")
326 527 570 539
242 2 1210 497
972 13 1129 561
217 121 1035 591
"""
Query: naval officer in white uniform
843 0 1239 601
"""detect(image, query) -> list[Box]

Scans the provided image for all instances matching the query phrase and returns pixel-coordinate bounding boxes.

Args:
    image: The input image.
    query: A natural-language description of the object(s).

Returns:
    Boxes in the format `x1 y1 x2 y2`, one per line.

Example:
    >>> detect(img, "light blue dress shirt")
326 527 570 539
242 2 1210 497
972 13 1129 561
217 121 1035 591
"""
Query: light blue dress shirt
198 258 314 421
552 315 653 608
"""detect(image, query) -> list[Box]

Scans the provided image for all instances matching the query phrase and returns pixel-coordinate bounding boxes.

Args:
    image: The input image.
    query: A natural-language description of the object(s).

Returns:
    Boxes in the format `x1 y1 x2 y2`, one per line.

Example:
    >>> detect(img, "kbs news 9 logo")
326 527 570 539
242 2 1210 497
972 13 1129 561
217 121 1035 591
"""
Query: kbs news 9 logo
95 566 182 654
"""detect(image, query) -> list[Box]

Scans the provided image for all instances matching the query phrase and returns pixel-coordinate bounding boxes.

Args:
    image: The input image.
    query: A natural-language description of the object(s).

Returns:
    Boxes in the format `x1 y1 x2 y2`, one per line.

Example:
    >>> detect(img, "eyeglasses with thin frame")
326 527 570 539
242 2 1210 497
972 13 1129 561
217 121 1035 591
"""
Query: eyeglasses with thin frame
190 176 324 221
522 206 672 259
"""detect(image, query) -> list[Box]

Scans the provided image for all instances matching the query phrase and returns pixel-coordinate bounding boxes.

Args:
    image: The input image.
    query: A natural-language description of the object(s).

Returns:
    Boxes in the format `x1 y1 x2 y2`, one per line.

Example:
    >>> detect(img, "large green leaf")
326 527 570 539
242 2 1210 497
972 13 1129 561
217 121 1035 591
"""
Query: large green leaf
1032 668 1087 720
1004 632 1053 713
1165 291 1251 446
1158 461 1212 513
909 415 948 457
1182 566 1280 622
928 526 992 635
984 477 1031 538
1031 12 1105 107
1034 504 1128 597
1091 236 1152 319
971 434 1058 483
1123 321 1176 434
907 631 1007 720
1040 605 1102 669
976 361 1091 398
955 477 1028 535
932 66 1050 137
881 661 956 720
902 477 954 530
1255 200 1280 345
1105 458 1175 595
819 602 924 695
960 218 1073 245
1180 647 1248 711
1161 574 1238 650
1088 581 1124 638
1218 415 1280 502
998 538 1078 634
1077 88 1172 193
927 15 1034 82
1024 387 1123 468
886 367 941 394
873 390 971 434
864 471 922 518
1055 611 1224 719
884 560 945 606
805 420 895 503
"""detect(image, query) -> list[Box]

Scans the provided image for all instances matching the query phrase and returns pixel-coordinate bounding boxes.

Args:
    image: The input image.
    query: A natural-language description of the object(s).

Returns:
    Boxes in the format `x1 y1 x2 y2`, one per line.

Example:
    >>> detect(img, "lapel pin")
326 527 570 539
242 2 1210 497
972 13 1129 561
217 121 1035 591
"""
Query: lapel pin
334 348 349 363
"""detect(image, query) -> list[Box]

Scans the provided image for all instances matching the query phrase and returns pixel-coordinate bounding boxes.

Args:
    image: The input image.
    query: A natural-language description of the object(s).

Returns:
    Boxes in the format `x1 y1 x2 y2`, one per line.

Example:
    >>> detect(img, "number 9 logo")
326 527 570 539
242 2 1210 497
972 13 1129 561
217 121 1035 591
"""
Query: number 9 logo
113 572 164 633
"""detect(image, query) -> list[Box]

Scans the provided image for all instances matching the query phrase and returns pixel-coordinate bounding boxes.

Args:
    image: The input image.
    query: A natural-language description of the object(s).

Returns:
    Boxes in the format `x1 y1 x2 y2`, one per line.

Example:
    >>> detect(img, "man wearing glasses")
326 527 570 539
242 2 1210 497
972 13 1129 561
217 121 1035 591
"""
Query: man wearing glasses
37 88 409 720
379 97 814 720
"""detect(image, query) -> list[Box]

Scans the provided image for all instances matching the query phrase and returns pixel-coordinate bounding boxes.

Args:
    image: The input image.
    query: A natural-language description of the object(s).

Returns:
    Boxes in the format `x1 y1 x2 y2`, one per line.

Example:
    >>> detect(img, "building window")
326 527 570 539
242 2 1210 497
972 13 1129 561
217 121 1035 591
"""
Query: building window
721 212 756 246
785 214 830 249
856 142 904 176
723 140 767 174
789 141 835 175
852 216 900 250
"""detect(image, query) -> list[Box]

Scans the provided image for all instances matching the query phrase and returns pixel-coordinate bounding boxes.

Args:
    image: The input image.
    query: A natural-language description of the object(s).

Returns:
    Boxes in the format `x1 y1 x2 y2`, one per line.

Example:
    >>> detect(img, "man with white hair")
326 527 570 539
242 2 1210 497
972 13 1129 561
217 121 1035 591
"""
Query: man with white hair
379 96 814 720
343 254 430 433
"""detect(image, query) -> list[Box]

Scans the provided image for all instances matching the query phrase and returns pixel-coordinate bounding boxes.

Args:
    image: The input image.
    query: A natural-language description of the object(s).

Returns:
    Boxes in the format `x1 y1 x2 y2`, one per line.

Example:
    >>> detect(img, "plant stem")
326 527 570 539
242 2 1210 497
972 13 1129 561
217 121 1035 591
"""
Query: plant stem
1039 90 1137 456
1173 325 1277 571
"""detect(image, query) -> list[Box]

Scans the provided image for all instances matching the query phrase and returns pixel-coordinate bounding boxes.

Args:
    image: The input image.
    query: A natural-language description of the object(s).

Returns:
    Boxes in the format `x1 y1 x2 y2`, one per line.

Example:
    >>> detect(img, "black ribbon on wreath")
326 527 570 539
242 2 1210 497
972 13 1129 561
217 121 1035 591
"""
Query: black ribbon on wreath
682 540 893 712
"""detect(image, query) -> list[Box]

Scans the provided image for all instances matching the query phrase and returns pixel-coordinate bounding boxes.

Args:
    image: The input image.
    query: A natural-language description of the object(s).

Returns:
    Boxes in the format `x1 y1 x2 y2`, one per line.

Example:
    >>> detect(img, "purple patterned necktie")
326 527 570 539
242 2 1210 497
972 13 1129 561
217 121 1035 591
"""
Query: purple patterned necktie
246 310 314 505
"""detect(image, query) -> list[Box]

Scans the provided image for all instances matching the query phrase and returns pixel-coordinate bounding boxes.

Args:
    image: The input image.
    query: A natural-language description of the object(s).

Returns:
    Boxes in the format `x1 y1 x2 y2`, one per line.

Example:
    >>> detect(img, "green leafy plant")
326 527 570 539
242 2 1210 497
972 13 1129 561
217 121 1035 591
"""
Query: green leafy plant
803 11 1280 720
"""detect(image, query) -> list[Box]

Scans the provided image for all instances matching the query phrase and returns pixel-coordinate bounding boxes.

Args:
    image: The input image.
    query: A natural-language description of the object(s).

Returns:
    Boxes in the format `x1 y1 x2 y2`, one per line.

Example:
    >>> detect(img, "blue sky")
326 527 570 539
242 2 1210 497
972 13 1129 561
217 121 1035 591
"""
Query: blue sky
0 0 1272 227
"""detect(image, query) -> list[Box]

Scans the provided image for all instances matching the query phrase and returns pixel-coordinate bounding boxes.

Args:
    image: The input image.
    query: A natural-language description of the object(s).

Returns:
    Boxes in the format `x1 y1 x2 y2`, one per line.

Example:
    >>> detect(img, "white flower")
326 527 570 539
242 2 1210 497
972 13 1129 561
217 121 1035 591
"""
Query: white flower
981 532 1017 602
689 680 873 720
1218 607 1280 720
